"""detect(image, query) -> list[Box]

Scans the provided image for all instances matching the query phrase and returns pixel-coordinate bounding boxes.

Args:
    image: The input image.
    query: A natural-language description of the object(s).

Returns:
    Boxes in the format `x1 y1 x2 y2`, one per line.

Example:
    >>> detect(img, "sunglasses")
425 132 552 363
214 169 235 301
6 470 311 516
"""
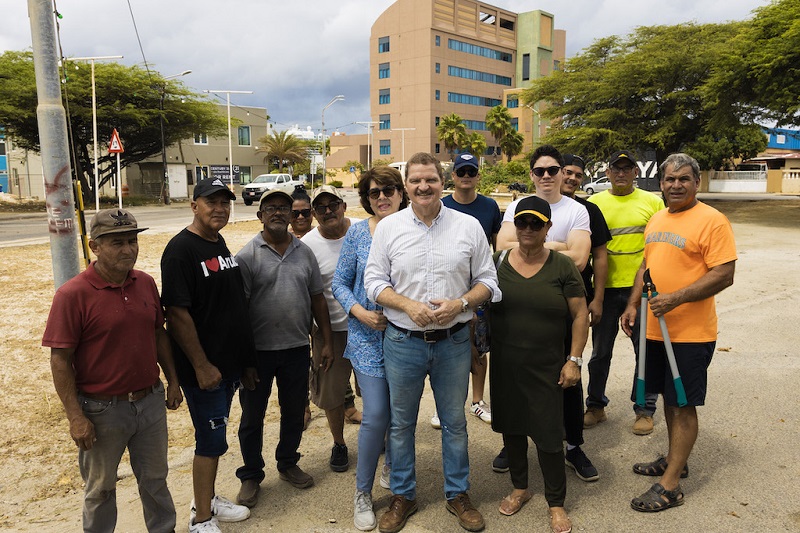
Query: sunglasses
365 186 398 200
513 216 547 231
455 167 479 178
531 166 562 178
261 205 291 215
313 200 343 215
291 208 312 218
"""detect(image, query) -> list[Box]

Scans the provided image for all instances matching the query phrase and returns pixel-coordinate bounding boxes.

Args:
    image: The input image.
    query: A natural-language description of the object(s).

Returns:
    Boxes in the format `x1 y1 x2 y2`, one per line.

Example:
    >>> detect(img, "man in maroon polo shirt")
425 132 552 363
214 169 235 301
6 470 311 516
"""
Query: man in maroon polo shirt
43 208 182 533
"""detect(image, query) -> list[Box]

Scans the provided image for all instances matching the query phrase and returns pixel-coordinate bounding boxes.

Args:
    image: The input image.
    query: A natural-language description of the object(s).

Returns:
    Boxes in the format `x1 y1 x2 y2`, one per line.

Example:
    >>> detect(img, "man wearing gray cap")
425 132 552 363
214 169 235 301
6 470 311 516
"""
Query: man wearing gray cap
43 208 182 533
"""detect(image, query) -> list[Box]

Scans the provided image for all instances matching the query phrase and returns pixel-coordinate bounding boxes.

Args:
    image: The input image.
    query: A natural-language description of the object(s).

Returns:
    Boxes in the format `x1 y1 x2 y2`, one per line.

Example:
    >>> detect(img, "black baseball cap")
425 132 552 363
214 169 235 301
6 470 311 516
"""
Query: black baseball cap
562 154 586 170
608 150 637 167
193 178 236 200
514 196 551 223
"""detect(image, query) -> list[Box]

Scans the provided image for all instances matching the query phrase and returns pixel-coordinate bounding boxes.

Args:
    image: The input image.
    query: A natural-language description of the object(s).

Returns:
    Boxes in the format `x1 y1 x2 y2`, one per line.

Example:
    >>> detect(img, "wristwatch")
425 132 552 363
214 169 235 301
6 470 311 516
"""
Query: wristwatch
568 356 583 367
460 297 470 313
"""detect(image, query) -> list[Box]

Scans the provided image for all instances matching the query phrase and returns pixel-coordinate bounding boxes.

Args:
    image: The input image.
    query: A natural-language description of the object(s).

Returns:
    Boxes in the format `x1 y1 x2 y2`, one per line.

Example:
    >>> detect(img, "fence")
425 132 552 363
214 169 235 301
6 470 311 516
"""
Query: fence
708 170 767 193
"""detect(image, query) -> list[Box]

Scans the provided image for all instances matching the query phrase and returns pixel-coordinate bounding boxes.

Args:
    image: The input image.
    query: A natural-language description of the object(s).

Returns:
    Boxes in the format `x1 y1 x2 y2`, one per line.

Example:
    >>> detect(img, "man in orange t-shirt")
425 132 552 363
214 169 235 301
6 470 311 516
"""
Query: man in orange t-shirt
621 153 736 513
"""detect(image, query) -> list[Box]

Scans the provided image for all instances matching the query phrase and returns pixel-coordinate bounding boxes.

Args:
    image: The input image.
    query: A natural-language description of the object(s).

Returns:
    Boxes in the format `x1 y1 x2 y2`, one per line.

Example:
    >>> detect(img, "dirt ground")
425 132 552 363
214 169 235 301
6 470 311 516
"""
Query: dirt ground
0 199 798 532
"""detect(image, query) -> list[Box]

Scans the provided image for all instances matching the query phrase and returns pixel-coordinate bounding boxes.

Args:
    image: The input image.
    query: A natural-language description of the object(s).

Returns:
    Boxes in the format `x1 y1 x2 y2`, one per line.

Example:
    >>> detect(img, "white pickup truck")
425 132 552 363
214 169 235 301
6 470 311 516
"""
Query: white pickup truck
241 173 305 205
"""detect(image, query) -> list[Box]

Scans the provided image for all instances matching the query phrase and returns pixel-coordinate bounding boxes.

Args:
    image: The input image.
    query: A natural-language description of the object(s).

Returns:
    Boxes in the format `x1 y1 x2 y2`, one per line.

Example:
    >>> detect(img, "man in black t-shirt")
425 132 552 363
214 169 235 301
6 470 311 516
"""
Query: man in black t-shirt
161 178 257 533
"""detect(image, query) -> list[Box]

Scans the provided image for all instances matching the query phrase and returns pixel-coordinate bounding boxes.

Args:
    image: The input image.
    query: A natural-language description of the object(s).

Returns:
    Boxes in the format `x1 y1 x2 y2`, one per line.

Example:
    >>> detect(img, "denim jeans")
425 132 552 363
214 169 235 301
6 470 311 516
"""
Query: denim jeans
354 370 391 493
182 379 239 457
586 287 657 416
383 323 472 501
237 346 310 482
78 381 175 533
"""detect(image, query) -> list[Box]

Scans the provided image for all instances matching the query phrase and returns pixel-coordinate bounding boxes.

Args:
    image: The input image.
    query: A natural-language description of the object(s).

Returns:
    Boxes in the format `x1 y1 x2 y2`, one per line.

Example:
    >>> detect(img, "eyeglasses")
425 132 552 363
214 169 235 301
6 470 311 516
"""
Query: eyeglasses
531 166 562 178
313 200 343 215
365 186 398 200
455 167 479 178
291 208 312 218
563 169 585 181
261 205 291 215
513 216 547 231
609 165 636 174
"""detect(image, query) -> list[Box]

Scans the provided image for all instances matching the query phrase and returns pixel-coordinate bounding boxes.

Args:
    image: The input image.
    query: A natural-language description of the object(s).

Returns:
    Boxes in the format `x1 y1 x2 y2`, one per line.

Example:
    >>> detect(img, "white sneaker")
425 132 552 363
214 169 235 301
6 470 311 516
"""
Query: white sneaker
353 490 377 531
470 400 492 423
190 495 251 523
188 516 221 533
431 411 441 429
379 464 391 490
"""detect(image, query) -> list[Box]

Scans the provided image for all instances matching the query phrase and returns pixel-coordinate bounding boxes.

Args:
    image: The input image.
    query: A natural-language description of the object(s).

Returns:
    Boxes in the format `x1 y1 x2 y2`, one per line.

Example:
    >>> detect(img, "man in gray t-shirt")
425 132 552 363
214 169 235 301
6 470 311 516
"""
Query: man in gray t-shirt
233 189 334 508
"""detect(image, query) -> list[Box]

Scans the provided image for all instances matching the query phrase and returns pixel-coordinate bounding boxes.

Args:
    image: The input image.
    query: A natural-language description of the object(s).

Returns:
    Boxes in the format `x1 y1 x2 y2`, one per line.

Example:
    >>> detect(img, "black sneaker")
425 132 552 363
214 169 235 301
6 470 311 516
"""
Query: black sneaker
565 446 600 482
330 443 349 472
492 447 509 473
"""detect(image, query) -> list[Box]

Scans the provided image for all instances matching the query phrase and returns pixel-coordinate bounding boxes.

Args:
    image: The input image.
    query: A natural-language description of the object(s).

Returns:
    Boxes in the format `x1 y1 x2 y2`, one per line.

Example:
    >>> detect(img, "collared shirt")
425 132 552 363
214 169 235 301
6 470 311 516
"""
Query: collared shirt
364 202 501 331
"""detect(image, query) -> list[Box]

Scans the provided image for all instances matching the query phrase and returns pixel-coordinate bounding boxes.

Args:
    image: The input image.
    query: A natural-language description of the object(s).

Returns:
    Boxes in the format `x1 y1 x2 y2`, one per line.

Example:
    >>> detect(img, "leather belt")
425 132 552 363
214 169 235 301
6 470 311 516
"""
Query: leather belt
390 321 468 343
81 382 159 403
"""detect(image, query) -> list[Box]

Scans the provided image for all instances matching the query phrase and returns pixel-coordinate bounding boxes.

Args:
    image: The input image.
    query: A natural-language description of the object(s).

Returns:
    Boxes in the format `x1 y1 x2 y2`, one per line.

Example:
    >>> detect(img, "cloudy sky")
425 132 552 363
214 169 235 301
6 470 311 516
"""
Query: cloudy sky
3 0 767 136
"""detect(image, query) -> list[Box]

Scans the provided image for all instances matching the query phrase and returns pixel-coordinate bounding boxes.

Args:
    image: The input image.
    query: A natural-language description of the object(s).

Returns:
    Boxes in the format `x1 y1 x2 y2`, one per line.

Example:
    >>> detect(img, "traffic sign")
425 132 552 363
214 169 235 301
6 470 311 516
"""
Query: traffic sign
108 129 124 153
350 166 356 173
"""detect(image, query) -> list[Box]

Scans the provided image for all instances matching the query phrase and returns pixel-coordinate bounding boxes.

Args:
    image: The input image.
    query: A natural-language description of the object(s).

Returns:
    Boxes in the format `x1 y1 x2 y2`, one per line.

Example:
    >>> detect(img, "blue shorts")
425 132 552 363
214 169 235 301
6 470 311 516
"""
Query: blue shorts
182 379 238 457
644 340 715 407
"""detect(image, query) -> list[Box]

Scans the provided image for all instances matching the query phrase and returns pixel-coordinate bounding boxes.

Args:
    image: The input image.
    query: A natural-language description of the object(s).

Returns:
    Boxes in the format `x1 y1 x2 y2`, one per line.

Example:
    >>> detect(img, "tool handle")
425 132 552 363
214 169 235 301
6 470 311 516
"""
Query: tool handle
636 295 648 407
658 316 688 407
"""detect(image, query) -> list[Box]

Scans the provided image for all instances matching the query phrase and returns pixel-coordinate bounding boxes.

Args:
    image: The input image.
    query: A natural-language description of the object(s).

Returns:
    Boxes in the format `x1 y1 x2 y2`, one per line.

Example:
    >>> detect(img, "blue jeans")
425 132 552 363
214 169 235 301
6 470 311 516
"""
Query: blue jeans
383 323 472 501
586 287 657 416
354 370 391 493
78 381 175 533
182 379 238 457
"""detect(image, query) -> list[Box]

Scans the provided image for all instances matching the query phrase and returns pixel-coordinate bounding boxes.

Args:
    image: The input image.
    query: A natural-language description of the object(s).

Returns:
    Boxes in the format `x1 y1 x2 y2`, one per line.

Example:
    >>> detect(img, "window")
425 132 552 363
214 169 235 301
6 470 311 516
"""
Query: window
378 62 390 79
448 66 511 86
378 36 390 53
379 88 390 105
435 116 440 126
511 118 519 131
379 114 391 130
462 119 487 131
507 96 519 108
435 62 440 74
238 126 251 146
435 90 440 101
777 134 787 144
435 143 440 154
195 166 209 181
499 18 514 31
435 35 440 46
522 54 530 81
239 166 252 185
553 59 561 72
448 38 512 62
379 139 391 155
447 92 502 108
194 133 208 145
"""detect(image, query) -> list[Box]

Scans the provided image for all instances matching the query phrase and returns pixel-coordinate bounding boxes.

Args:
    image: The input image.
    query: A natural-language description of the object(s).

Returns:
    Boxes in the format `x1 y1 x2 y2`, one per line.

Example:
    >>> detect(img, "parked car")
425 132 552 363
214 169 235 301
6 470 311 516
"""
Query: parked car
241 173 303 205
583 176 613 195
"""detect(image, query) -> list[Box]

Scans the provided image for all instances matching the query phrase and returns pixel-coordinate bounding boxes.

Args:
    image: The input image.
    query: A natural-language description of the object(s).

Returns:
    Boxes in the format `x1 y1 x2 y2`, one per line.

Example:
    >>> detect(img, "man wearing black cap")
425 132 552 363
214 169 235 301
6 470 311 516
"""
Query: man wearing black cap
441 153 502 427
234 189 332 506
44 208 182 532
161 178 258 532
585 151 665 436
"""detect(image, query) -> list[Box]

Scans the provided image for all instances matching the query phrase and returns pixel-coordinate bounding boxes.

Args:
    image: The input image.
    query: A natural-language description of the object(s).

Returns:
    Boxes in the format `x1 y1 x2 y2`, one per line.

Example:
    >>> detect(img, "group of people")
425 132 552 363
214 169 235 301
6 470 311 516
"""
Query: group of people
43 144 736 533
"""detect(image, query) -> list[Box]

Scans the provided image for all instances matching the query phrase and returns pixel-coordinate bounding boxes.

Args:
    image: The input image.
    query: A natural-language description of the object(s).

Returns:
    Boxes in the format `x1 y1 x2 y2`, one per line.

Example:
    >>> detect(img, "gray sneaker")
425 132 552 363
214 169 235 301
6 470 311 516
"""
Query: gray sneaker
353 490 376 531
379 464 391 490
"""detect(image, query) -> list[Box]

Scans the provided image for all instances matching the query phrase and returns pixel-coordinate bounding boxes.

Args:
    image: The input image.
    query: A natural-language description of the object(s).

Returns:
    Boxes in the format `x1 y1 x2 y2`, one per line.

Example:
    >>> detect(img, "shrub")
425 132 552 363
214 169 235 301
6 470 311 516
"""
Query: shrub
328 180 343 188
477 161 531 195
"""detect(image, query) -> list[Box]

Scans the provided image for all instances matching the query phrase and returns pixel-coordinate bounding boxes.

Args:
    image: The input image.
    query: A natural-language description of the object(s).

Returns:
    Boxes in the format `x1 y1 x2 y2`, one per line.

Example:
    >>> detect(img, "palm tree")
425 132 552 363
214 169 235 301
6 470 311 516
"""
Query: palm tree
499 129 524 162
257 130 308 171
485 105 513 160
436 113 466 160
464 132 487 159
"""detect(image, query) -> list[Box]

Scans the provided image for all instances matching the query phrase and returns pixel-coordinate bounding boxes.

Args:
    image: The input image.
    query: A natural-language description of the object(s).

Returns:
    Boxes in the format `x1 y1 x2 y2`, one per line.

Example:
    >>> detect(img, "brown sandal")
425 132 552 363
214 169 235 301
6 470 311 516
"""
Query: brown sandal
549 507 572 533
498 491 532 516
632 455 688 478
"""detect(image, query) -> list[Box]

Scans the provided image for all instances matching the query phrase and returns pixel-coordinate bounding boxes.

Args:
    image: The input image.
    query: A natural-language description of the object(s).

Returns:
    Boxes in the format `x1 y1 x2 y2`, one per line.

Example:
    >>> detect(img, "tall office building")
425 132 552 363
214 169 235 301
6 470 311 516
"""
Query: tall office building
370 0 564 162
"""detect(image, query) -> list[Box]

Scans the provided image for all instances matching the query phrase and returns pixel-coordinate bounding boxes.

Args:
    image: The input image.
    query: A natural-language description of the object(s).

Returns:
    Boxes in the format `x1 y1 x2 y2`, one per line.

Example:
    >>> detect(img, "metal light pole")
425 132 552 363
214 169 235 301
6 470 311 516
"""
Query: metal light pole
321 95 345 183
391 127 416 162
160 70 191 205
68 55 123 211
203 89 253 221
355 121 379 169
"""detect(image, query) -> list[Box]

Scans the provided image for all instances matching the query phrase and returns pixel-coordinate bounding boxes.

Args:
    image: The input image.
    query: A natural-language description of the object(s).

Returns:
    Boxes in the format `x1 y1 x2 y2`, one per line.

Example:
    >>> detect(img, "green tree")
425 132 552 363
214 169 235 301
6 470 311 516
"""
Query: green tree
499 129 525 162
485 105 513 160
0 51 226 202
343 160 364 174
477 161 530 195
436 113 466 160
257 130 308 172
524 23 766 168
464 132 487 158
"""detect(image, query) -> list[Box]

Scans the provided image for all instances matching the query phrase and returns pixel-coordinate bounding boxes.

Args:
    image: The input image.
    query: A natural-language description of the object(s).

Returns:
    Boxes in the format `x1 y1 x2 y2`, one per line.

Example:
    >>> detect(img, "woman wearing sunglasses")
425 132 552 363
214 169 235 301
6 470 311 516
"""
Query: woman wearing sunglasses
332 166 408 531
490 195 588 533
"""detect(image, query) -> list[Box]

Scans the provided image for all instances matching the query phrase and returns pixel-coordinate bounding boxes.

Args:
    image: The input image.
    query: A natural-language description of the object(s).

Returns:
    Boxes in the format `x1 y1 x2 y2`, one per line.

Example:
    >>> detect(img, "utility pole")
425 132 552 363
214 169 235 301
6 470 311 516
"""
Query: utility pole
159 70 191 205
28 0 79 288
391 127 416 162
355 121 379 169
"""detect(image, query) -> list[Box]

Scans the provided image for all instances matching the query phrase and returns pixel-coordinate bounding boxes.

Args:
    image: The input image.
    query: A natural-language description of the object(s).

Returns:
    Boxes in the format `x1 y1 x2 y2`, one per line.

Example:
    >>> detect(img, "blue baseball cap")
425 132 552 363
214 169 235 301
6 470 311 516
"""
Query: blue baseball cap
454 153 479 171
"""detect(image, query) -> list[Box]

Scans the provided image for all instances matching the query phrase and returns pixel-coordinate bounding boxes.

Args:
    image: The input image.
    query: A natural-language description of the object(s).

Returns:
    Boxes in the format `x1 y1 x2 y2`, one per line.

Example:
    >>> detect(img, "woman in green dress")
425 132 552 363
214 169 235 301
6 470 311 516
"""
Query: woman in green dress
490 195 589 533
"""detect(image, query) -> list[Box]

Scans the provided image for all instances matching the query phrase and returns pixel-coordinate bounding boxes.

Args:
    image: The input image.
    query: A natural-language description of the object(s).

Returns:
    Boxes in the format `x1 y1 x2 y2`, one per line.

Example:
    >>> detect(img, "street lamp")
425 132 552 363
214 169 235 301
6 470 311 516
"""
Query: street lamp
321 95 345 183
67 55 123 211
160 70 192 205
391 127 416 162
203 89 253 221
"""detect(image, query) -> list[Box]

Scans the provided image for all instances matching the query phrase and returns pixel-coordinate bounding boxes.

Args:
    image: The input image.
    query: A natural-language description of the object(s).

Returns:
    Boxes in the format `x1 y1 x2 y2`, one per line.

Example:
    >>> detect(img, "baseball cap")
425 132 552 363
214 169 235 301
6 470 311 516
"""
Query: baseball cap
562 154 586 170
514 196 551 223
311 184 344 205
608 150 637 167
453 153 479 171
193 177 236 200
90 208 148 240
259 188 293 209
